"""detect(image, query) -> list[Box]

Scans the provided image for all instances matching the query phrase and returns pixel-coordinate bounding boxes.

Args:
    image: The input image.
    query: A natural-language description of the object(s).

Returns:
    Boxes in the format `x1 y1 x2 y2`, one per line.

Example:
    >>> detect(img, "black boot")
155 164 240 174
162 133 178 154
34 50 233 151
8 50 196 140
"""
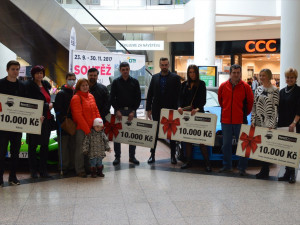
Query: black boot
256 165 269 179
205 162 212 172
289 169 296 184
181 161 192 169
148 153 155 164
200 144 211 172
97 165 105 177
171 155 177 164
278 168 290 181
91 167 97 178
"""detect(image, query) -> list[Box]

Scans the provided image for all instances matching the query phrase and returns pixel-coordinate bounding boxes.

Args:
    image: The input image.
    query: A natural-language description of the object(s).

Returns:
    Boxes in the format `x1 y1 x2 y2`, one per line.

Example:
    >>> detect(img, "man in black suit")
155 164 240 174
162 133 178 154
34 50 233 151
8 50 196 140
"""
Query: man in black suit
146 57 181 164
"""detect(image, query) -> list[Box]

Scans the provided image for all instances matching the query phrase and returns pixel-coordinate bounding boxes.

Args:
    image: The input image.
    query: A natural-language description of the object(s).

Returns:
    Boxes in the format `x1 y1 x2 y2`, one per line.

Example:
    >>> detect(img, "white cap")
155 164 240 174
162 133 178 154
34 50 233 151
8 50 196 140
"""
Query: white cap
93 118 103 127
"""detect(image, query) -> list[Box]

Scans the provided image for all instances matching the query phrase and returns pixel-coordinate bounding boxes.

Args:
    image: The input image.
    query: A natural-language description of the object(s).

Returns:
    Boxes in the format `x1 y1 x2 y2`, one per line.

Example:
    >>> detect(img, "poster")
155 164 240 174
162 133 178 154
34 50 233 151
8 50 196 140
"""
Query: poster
158 109 217 146
236 125 300 168
0 94 43 134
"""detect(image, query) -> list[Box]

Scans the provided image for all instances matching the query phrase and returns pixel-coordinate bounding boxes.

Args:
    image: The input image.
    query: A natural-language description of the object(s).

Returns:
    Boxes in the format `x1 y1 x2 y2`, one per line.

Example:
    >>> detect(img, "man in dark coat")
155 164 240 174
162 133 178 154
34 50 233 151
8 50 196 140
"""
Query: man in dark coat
146 57 181 164
0 60 26 186
88 68 110 120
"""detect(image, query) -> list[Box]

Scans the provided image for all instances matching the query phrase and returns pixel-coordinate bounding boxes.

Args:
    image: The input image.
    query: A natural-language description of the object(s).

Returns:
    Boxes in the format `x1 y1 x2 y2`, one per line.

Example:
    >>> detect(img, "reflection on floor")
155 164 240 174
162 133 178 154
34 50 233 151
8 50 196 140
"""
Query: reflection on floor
1 140 300 225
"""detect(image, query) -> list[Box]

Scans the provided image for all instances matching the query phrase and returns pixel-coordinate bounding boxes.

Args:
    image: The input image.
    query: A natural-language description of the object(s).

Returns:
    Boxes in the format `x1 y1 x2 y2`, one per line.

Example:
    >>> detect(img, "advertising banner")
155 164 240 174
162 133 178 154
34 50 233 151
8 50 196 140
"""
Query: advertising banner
0 94 43 134
158 109 217 146
104 114 157 148
236 125 300 168
199 66 217 87
72 50 145 86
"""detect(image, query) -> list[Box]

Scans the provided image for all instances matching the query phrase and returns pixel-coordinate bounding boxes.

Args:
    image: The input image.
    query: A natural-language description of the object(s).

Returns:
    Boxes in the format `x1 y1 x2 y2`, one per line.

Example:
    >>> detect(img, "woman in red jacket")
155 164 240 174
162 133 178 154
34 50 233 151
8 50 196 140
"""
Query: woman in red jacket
70 78 101 177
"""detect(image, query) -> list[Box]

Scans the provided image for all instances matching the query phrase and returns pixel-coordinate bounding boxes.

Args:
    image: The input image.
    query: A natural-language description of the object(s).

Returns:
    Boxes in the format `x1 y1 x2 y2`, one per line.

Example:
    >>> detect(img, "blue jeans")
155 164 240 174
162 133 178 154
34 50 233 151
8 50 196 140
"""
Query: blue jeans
90 157 103 167
221 123 248 171
114 109 136 159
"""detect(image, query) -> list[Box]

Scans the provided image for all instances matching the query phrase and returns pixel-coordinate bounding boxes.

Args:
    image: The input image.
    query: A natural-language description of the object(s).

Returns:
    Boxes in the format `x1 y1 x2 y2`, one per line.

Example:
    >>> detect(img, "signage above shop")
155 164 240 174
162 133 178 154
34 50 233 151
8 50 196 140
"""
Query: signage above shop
245 40 277 53
116 41 164 51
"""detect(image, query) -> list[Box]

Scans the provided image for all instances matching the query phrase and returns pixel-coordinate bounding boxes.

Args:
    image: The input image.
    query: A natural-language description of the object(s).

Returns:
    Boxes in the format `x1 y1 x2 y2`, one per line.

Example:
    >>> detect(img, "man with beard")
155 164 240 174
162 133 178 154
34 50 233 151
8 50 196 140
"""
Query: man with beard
87 68 110 120
146 57 181 164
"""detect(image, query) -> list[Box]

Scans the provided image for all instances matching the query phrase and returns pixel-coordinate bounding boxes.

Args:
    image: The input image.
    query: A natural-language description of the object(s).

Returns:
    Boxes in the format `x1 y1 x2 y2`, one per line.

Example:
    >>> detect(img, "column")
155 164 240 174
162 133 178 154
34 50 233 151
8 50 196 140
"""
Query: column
280 1 300 88
194 0 216 66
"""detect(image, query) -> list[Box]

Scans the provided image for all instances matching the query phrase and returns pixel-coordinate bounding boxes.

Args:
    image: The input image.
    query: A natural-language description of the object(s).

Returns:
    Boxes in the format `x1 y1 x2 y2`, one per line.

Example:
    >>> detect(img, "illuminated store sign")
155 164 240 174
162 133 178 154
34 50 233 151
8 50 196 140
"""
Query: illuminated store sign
245 40 277 53
116 41 164 51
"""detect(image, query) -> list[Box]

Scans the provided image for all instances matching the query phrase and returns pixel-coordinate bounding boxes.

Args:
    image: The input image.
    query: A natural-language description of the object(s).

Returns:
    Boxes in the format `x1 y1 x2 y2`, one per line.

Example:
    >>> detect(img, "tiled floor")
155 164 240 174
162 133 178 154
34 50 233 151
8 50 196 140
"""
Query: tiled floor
1 141 300 225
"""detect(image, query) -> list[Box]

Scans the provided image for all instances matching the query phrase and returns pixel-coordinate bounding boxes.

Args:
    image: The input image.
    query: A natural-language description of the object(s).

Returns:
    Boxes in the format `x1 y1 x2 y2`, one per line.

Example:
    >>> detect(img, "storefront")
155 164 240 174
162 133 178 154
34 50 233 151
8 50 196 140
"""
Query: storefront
171 39 281 87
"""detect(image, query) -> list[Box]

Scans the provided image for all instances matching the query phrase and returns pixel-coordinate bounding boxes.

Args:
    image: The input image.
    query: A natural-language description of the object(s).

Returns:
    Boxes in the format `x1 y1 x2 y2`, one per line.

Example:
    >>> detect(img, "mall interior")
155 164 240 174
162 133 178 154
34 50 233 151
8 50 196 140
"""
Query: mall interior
1 0 300 224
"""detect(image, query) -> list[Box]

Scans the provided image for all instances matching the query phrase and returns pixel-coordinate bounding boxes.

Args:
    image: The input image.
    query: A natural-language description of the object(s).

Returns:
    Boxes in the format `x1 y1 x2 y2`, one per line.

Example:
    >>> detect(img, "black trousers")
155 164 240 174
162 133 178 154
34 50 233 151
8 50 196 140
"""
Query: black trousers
0 131 22 178
150 113 176 156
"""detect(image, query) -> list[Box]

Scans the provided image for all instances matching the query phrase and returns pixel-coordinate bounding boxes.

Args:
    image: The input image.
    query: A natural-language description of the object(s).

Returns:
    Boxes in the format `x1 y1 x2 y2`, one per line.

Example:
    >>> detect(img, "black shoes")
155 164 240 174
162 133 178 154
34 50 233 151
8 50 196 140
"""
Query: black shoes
129 157 140 165
205 164 212 173
256 169 269 179
9 177 20 185
40 172 52 178
289 175 296 184
218 167 233 173
239 170 247 176
181 162 192 169
113 158 120 166
97 165 105 177
171 156 177 165
278 172 296 184
148 154 155 164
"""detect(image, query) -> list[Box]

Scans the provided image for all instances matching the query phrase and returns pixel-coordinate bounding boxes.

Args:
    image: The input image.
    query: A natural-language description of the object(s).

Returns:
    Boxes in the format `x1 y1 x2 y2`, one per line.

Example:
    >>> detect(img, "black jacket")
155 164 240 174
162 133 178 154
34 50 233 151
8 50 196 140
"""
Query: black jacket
179 80 206 113
146 72 181 121
25 80 51 117
0 76 26 97
89 83 110 119
54 85 74 135
25 80 53 145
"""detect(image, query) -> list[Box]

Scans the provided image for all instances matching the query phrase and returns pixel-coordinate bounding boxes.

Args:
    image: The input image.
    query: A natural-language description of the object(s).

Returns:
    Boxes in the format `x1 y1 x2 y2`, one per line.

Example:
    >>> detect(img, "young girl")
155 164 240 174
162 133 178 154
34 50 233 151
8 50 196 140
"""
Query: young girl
82 118 111 178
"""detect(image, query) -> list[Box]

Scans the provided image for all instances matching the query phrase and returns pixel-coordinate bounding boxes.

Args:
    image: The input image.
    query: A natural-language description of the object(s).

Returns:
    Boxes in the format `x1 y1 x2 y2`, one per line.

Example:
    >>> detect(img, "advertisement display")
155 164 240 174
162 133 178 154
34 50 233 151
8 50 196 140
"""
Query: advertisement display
158 109 217 146
236 125 300 168
199 66 217 87
104 114 157 148
0 94 43 134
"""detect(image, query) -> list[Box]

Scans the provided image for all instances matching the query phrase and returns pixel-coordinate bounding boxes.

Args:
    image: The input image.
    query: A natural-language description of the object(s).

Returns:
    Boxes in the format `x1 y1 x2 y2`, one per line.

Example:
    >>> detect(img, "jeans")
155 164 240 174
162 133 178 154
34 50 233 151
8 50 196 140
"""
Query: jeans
114 109 136 159
221 123 248 171
0 131 22 178
90 157 103 167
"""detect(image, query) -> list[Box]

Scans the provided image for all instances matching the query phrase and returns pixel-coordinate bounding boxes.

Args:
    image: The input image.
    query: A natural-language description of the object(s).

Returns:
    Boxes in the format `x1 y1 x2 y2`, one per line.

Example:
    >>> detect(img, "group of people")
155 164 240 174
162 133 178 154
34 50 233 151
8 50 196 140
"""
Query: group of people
0 58 299 186
218 64 300 183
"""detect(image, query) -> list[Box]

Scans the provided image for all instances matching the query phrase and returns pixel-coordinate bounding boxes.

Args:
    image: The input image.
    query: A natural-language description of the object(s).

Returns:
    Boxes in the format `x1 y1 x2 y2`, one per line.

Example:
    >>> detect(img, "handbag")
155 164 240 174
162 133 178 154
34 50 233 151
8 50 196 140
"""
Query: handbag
182 84 199 112
60 94 81 136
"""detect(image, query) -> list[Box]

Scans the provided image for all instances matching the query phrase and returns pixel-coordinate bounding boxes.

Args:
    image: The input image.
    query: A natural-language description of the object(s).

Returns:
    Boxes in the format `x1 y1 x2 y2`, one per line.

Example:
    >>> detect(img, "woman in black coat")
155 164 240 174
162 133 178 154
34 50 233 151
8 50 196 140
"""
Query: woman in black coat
277 68 300 184
26 65 54 178
178 65 211 171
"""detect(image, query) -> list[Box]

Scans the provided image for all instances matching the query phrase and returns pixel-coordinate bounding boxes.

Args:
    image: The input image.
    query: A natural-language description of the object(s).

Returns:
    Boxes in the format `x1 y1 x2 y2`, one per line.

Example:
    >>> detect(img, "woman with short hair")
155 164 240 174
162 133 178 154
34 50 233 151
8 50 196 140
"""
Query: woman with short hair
252 68 280 179
70 78 101 177
277 68 300 183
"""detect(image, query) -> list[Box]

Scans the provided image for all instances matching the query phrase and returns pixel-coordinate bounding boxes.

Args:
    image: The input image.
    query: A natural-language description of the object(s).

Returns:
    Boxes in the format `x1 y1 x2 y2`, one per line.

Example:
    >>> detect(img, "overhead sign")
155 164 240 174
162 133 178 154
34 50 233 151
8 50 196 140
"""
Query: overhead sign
116 41 164 51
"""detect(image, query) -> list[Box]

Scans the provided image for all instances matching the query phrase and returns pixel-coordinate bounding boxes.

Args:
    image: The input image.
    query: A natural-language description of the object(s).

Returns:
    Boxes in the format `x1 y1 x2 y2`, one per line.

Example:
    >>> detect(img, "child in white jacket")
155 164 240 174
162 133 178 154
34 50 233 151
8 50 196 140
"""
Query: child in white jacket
82 118 111 178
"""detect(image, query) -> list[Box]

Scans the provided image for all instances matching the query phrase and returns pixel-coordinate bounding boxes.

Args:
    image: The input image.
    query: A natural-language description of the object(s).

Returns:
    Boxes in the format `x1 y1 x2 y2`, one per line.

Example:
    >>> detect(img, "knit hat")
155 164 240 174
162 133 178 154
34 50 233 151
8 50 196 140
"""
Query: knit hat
93 118 103 127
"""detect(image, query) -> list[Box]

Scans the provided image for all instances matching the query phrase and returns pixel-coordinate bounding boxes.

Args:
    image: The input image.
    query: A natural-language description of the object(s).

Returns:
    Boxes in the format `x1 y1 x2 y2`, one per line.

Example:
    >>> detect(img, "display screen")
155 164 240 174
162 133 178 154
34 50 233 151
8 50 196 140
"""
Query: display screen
199 66 217 87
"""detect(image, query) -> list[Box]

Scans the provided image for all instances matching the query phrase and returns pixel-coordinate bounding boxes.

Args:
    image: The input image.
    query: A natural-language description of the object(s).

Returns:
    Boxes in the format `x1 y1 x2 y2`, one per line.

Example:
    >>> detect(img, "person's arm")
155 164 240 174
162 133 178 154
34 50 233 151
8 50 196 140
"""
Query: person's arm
103 133 111 151
92 95 101 119
103 86 111 117
251 89 257 126
246 85 254 115
133 79 141 112
82 135 90 155
217 84 223 108
110 80 118 111
146 76 154 119
266 88 280 129
54 92 65 123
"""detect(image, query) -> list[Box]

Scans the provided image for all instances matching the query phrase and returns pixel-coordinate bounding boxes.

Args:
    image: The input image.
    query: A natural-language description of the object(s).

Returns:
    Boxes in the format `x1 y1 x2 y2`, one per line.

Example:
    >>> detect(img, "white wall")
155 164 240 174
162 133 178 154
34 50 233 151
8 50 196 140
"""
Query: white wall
0 43 17 79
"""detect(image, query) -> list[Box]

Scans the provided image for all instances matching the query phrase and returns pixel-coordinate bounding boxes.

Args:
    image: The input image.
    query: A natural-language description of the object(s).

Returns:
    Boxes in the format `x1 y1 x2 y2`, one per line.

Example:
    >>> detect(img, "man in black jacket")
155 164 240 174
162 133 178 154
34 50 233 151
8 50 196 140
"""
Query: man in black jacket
88 68 110 120
110 62 141 165
54 72 76 175
146 57 181 164
0 60 26 186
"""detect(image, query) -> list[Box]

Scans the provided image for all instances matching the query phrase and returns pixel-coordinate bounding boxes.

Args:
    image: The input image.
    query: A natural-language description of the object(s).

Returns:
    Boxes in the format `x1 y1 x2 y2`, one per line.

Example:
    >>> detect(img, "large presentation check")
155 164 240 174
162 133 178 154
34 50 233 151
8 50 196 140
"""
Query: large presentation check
236 124 300 168
158 109 217 146
0 94 43 134
104 114 158 148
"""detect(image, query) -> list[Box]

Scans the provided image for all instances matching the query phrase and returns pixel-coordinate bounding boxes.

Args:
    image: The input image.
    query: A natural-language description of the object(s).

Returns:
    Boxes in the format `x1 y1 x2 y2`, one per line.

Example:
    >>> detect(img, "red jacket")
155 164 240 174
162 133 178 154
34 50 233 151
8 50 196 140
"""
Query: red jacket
218 80 254 124
70 91 101 135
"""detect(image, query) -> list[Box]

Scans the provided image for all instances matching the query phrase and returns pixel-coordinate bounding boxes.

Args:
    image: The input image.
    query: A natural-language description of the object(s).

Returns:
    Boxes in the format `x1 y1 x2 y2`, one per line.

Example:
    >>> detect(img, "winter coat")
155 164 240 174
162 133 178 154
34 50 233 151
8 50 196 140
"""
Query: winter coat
82 129 110 159
70 90 100 135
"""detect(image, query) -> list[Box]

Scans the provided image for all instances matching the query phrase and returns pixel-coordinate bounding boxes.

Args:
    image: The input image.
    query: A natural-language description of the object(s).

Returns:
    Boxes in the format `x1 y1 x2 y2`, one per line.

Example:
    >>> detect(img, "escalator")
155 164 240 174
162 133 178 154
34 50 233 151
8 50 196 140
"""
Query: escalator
0 0 108 85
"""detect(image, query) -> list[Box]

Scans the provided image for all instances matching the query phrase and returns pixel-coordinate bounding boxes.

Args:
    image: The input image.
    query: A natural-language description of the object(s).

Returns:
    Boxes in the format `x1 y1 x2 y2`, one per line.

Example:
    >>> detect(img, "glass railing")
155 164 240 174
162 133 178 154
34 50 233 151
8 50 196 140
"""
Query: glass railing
57 0 189 9
58 0 154 116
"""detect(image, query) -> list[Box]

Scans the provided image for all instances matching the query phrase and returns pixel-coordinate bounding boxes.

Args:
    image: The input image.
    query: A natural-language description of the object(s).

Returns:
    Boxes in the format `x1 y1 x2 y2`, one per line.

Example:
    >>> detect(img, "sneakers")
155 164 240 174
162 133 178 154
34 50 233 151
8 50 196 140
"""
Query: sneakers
9 177 20 185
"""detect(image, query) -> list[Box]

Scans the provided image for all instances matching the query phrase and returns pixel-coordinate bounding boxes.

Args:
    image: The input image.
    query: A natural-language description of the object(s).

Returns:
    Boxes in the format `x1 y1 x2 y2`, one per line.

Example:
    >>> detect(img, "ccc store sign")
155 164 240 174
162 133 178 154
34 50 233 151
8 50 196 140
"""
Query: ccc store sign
245 40 277 53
